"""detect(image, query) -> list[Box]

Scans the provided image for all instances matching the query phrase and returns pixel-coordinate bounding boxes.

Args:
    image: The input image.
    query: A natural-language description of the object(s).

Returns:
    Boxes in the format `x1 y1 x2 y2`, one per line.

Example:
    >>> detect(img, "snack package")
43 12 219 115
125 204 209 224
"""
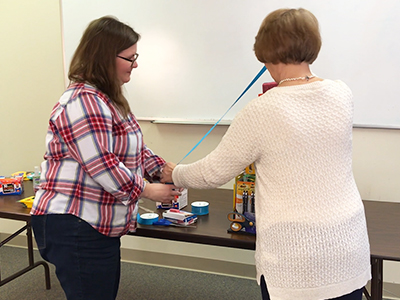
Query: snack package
0 174 24 195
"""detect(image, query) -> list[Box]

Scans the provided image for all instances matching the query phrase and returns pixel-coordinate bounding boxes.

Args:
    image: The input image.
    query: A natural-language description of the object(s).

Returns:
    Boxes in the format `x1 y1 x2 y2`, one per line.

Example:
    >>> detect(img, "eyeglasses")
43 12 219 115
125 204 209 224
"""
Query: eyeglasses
117 53 139 67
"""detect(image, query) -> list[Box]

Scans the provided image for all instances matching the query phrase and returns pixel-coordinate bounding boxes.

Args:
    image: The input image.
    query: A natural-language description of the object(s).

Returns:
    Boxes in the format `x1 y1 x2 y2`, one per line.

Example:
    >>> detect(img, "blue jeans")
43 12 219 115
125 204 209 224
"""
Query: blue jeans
31 214 121 300
260 275 363 300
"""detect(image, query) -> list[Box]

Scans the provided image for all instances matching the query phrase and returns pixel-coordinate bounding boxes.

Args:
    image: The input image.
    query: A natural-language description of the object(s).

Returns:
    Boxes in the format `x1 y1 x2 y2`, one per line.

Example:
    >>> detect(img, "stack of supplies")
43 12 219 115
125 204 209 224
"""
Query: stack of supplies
162 209 197 226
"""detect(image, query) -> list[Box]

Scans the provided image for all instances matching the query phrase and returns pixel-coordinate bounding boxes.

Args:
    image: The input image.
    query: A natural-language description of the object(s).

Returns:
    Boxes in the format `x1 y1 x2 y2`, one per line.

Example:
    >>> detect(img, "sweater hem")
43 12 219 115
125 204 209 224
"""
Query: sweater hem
258 267 371 300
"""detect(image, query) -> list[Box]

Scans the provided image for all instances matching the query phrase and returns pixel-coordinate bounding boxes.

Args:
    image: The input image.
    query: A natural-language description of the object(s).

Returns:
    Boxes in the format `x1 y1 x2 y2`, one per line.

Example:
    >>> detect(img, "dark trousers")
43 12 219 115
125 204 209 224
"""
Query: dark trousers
31 214 121 300
260 275 363 300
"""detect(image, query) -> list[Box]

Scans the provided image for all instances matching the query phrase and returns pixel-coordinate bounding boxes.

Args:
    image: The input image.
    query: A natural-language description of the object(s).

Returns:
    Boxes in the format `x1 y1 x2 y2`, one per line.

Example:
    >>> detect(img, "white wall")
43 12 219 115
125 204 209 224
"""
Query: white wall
61 0 400 127
0 0 65 172
1 0 399 286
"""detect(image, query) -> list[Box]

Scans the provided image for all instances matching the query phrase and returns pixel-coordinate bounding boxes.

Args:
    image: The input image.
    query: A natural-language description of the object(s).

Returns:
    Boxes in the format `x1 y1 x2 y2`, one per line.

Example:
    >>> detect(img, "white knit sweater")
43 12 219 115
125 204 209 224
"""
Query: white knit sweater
172 80 371 300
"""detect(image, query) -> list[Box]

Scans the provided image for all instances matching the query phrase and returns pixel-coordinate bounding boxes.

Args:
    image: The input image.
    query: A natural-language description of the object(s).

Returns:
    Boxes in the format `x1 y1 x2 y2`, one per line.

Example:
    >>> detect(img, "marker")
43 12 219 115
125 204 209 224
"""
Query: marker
243 190 248 213
250 191 255 213
165 182 180 200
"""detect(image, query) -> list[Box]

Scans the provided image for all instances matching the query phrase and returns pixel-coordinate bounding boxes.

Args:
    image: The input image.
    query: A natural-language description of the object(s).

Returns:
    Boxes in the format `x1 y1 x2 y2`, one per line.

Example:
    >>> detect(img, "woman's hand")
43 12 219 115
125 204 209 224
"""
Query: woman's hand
160 162 177 183
141 182 181 203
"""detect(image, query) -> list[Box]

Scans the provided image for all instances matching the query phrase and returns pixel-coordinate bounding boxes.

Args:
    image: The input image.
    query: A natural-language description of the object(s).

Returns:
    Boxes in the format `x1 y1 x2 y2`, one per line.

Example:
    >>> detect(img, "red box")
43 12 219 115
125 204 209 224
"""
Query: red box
262 82 278 93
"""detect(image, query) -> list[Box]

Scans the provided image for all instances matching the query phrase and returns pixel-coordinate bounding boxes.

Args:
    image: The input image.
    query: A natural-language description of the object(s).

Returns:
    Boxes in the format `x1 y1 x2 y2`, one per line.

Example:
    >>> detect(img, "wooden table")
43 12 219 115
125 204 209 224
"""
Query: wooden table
1 182 399 300
363 200 400 300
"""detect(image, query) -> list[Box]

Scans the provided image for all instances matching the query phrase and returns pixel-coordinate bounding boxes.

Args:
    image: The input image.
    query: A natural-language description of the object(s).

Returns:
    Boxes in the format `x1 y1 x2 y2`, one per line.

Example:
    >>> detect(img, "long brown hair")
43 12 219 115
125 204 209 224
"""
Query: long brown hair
68 16 140 118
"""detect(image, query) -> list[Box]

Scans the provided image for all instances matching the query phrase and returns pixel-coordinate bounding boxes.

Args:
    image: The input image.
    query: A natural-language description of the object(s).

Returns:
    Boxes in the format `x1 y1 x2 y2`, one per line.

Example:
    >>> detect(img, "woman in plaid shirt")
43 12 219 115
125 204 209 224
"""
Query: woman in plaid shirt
30 16 180 300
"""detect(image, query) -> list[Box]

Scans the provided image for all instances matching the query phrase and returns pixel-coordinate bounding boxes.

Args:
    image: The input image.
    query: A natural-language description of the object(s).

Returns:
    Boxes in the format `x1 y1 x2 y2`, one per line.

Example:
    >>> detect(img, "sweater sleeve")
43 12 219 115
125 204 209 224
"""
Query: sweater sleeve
172 98 264 189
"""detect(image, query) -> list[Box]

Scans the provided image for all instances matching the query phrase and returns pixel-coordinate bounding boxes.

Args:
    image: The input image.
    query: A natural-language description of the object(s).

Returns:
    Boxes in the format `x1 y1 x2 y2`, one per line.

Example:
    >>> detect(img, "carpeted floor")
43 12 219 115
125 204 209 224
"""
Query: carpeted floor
0 245 260 300
1 245 387 300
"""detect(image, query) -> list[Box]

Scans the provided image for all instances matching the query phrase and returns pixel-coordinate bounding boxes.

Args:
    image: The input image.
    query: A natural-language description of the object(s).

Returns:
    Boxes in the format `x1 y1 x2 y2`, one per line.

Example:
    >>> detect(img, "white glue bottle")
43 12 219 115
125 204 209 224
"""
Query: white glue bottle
33 166 40 192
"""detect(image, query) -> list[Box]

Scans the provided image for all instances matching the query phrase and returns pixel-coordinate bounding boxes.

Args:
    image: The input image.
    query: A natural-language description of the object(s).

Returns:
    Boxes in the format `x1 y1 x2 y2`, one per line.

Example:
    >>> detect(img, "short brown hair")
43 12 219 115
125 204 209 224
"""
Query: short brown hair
69 16 140 118
254 8 321 64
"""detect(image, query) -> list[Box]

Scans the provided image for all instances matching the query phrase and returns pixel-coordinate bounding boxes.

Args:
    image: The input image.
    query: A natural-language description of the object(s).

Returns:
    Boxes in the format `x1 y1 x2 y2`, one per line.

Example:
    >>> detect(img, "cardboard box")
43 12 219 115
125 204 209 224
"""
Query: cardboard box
156 188 188 210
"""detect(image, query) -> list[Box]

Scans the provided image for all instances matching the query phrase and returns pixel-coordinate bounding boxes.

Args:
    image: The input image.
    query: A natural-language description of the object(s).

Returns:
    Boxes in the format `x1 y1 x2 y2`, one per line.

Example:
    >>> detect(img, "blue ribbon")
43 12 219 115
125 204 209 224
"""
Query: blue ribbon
178 65 267 164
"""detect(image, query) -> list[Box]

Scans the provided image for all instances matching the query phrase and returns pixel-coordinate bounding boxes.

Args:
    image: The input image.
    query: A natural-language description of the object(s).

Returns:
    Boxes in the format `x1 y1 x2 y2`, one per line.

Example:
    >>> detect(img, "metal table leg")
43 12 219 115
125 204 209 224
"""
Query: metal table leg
364 257 383 300
0 222 51 289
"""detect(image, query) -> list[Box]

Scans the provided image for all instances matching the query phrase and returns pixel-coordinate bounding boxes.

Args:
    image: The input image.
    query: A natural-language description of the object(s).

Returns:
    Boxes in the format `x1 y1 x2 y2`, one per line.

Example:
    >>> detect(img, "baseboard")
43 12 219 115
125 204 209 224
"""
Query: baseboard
2 232 399 299
0 232 256 279
0 233 28 248
120 247 256 279
385 283 400 300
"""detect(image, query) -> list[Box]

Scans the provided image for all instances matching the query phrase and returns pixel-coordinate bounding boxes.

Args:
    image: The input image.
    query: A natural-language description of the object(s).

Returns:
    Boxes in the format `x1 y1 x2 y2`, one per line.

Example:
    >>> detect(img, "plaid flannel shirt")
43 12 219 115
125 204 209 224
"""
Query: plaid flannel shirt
31 83 165 237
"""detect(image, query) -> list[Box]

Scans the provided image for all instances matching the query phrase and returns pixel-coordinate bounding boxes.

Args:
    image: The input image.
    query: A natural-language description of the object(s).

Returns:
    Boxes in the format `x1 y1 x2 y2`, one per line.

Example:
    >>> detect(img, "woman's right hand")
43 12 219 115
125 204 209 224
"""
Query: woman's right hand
141 183 181 203
160 162 176 183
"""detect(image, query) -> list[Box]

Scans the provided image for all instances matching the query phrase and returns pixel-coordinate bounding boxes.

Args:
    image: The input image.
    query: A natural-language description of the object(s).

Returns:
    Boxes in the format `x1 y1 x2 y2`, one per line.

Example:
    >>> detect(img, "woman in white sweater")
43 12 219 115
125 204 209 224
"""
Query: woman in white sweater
161 8 371 300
